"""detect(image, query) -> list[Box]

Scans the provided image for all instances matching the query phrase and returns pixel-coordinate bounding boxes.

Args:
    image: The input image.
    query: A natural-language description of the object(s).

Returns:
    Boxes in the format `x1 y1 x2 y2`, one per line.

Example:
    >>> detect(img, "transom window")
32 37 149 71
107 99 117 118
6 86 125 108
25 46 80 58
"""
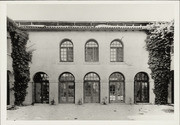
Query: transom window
60 39 73 62
109 72 124 81
85 40 99 62
110 40 123 62
134 72 149 81
84 72 100 81
59 73 75 82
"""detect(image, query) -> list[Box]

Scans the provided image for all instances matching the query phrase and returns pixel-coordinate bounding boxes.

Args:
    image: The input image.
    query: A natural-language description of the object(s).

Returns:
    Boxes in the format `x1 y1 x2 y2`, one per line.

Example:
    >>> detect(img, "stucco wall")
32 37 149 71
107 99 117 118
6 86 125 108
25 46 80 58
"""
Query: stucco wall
25 30 155 104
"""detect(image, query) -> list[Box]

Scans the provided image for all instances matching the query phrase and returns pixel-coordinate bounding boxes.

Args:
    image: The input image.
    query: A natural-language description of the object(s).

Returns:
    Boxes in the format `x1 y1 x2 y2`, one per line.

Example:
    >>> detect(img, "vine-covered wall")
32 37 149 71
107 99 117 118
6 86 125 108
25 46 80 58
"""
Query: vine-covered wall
7 17 32 106
145 21 174 104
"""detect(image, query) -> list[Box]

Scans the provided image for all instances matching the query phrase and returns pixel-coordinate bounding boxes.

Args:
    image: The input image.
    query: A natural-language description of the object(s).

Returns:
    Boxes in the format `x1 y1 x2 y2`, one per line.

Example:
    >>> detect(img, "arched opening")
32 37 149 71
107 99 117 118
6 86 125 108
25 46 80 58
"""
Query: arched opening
109 72 125 103
84 72 100 103
59 72 75 103
134 72 149 103
33 72 49 103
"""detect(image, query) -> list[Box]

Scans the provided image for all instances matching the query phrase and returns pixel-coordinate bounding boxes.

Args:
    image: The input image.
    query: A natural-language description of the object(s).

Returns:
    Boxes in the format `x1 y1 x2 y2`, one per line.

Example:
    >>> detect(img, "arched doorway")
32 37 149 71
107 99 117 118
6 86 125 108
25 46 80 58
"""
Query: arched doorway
59 72 75 103
109 72 125 103
134 72 149 103
33 72 49 103
84 72 100 103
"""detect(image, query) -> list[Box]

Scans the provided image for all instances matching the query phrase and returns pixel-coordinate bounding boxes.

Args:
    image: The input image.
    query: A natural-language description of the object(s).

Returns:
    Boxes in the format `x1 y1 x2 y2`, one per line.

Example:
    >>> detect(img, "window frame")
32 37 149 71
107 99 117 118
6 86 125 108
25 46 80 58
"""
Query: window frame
85 39 99 62
110 39 124 62
60 39 74 62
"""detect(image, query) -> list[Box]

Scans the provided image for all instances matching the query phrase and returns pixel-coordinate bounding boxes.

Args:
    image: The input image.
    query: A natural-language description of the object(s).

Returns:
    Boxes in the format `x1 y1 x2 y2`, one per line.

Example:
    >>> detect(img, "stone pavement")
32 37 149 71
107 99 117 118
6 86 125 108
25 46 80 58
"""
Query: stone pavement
7 104 174 120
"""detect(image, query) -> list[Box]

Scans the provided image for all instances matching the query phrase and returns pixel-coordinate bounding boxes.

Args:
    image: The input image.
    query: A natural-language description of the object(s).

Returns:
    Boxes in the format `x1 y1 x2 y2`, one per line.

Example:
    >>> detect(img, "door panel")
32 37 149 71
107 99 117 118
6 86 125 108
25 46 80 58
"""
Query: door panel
135 82 149 103
92 82 99 103
59 82 75 103
110 82 124 103
35 82 49 103
110 83 116 103
35 83 42 103
42 82 49 103
60 82 67 103
84 82 91 103
84 82 100 103
67 82 75 103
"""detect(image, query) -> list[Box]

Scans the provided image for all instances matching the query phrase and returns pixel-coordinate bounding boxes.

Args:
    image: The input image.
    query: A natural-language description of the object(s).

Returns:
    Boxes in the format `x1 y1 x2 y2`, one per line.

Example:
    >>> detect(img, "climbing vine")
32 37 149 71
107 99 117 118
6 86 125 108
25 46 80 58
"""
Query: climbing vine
7 17 32 106
145 21 174 104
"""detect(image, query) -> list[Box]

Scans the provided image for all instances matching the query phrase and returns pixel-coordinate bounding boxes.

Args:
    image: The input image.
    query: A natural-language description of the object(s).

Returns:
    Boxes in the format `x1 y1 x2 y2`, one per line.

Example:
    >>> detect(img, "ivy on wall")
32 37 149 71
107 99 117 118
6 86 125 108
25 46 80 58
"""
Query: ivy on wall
145 21 174 104
7 17 32 106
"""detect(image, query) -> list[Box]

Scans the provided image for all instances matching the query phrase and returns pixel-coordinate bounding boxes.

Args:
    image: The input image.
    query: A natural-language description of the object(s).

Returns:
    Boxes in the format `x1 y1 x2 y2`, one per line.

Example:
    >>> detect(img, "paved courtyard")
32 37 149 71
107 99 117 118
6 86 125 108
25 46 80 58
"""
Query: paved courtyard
7 104 174 120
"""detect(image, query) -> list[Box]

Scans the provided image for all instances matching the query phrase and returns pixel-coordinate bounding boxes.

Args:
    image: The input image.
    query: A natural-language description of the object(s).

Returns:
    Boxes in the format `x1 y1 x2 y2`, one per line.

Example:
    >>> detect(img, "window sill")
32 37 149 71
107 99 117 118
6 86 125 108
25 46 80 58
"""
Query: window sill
58 62 75 65
84 62 101 65
109 61 131 66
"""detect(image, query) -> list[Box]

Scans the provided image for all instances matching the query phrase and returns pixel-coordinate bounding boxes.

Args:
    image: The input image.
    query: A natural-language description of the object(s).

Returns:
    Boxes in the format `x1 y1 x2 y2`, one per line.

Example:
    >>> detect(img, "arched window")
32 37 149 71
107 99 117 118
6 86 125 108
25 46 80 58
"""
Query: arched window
134 72 149 103
60 39 73 62
85 40 99 62
59 72 75 103
110 40 123 62
33 72 49 103
84 72 100 103
109 72 125 103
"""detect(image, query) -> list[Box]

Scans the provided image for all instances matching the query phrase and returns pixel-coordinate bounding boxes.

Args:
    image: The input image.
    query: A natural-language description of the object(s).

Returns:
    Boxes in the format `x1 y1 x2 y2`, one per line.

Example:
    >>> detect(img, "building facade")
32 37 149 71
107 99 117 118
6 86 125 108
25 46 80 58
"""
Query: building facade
9 20 171 105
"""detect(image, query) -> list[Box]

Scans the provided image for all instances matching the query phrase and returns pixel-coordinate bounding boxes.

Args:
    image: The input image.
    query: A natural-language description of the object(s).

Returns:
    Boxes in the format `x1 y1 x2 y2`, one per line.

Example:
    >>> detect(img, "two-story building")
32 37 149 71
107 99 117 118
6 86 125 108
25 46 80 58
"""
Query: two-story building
8 19 174 105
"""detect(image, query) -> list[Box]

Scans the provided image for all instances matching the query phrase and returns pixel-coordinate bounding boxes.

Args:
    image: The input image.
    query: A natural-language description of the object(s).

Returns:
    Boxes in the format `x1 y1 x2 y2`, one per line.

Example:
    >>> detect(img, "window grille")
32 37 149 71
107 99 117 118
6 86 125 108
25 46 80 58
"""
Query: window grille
60 40 73 62
109 72 124 81
110 40 123 62
85 40 99 62
59 73 75 82
84 72 100 81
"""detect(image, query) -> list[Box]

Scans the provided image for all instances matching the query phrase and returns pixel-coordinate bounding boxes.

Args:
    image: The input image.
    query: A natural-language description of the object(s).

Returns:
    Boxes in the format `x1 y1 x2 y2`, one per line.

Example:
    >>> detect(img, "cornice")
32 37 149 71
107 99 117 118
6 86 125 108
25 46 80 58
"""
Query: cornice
14 20 168 32
18 25 149 32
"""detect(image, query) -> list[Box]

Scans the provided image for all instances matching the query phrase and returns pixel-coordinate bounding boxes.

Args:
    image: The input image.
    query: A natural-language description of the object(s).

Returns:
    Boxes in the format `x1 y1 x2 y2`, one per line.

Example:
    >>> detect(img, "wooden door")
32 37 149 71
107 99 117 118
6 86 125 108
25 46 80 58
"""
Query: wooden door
134 81 149 103
84 82 100 103
109 82 124 103
41 82 49 103
35 83 42 103
59 82 75 103
35 82 49 103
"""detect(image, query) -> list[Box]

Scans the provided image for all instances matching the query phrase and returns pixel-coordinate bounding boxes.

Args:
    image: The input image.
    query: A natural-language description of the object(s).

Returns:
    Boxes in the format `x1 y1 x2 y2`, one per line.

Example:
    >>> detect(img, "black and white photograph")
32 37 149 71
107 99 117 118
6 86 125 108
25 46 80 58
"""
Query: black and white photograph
0 1 179 125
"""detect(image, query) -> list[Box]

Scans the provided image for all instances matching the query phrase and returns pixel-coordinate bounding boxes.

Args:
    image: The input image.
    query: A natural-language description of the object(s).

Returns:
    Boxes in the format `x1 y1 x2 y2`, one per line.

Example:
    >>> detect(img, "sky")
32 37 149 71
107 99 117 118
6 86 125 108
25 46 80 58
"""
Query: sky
7 3 176 22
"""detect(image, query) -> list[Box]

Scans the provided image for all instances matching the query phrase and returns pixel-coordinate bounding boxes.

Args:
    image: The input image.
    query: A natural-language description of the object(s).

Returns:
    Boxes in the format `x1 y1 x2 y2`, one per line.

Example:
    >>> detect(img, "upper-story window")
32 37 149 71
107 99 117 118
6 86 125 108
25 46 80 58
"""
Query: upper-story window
110 40 123 62
85 39 99 62
60 39 73 62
